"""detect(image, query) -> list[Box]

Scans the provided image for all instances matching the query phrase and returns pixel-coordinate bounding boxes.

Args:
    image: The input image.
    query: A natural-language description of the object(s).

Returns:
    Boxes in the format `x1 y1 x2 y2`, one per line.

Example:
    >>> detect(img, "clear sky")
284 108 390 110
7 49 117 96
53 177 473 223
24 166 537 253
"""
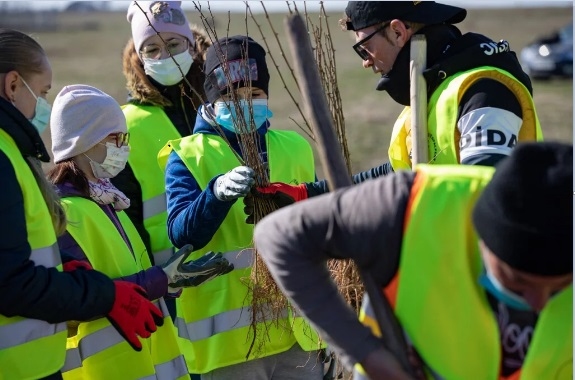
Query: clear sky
12 0 575 12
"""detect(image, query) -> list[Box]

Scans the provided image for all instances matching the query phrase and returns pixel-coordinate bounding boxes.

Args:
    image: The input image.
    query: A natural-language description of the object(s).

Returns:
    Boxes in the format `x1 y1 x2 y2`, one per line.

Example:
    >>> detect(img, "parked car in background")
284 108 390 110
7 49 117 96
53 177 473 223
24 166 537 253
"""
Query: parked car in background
520 23 573 80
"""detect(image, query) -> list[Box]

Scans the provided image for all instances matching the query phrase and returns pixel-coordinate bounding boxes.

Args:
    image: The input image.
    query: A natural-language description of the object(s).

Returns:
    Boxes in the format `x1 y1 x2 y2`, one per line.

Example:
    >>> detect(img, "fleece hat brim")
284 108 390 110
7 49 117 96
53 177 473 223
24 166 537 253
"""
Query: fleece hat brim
203 35 270 104
127 1 195 58
50 85 127 163
472 142 573 276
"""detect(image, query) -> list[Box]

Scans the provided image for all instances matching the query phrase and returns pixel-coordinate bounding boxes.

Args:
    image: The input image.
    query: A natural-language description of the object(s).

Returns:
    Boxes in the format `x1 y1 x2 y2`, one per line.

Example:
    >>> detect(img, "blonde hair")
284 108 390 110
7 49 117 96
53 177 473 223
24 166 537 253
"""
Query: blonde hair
26 157 67 237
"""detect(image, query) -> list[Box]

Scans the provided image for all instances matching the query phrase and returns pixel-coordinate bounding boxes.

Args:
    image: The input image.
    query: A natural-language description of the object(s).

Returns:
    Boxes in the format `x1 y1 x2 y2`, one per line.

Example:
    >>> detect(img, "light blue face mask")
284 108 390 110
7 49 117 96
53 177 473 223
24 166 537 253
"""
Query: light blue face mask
214 99 273 133
479 267 532 311
21 77 51 134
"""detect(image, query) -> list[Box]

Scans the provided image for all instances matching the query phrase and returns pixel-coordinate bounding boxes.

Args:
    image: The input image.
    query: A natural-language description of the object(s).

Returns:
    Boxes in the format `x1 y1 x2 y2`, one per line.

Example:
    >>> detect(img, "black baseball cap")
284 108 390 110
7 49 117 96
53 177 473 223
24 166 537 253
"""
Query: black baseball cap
344 1 467 31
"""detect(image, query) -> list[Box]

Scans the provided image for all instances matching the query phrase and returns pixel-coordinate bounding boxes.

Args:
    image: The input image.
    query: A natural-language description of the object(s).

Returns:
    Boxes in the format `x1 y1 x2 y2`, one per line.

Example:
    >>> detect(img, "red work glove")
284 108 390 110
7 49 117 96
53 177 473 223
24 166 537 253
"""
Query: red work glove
243 182 308 224
63 260 93 272
106 281 164 351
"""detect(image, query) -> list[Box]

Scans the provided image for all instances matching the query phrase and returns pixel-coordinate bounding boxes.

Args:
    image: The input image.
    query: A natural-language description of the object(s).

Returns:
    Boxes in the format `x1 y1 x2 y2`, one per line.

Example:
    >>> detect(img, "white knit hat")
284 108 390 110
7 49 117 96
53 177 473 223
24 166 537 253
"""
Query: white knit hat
50 85 127 163
127 1 195 59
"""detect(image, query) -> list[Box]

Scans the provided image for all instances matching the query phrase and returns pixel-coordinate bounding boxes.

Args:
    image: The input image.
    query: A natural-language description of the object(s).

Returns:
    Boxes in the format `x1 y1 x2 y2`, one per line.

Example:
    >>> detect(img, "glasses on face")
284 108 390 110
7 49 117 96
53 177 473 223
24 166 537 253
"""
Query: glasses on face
140 38 189 60
352 22 390 61
108 132 130 148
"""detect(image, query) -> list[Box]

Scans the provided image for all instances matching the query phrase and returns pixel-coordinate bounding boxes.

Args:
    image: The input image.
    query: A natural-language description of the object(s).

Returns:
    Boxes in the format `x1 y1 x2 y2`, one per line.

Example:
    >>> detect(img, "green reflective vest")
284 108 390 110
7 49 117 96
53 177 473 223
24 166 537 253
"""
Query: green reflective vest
158 130 321 373
60 196 188 380
0 129 67 380
358 165 572 379
122 104 181 265
388 67 543 170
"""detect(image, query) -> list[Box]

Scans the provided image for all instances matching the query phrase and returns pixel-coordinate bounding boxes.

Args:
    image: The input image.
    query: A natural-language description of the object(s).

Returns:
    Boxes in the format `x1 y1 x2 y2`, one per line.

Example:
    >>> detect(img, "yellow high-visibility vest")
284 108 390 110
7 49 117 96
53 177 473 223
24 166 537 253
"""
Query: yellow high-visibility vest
0 129 67 380
358 165 572 379
388 67 543 170
60 196 188 380
122 104 181 265
158 130 323 373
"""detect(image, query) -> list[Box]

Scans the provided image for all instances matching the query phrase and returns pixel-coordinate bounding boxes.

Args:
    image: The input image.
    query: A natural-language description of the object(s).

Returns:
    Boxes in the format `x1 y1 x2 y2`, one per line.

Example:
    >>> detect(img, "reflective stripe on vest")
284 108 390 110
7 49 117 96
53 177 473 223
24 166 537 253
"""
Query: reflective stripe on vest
63 301 171 373
223 249 253 270
153 354 188 380
0 243 65 360
0 318 67 350
154 248 174 267
143 192 167 220
142 193 174 263
173 249 254 341
29 242 60 268
176 306 289 343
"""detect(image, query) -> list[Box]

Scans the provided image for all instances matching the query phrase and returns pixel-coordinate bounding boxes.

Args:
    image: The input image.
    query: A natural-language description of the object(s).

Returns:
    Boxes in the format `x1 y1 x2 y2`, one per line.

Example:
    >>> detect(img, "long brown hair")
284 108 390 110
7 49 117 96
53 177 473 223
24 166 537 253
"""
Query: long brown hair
47 159 91 198
0 29 68 236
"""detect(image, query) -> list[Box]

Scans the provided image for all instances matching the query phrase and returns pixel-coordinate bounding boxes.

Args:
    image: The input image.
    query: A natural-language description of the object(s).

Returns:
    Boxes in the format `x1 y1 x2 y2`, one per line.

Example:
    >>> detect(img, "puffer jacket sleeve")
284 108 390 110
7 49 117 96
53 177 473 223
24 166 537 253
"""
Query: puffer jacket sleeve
165 150 235 249
0 151 116 323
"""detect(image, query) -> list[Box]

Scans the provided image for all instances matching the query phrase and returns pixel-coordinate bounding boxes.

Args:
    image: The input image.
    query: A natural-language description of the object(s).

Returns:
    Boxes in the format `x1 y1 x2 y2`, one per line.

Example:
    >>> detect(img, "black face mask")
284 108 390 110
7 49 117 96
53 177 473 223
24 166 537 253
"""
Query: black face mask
376 25 461 106
376 41 412 105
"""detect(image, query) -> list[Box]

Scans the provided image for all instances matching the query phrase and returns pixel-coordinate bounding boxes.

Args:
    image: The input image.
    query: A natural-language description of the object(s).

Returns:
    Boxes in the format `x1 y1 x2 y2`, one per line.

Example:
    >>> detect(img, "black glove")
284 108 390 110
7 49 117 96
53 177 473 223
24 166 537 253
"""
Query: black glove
169 251 234 288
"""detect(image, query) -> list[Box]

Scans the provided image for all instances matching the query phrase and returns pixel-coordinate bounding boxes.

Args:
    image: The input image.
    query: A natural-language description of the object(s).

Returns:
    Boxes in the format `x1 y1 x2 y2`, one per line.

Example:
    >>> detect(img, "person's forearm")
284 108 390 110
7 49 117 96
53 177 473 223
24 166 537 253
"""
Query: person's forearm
255 172 414 367
168 176 234 249
254 190 390 367
0 264 115 323
352 161 394 183
304 162 394 198
166 150 237 249
0 157 115 323
118 266 168 300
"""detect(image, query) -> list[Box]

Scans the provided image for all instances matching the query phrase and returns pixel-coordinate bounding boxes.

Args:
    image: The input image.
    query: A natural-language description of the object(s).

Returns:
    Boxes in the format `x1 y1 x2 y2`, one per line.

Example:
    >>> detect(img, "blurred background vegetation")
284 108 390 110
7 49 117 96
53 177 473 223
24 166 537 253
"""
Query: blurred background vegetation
4 2 572 175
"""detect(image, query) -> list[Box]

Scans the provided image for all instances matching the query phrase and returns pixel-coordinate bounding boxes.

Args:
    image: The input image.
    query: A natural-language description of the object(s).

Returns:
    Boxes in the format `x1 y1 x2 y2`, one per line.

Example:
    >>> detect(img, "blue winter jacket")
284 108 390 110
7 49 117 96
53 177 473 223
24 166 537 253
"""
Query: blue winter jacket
166 105 286 250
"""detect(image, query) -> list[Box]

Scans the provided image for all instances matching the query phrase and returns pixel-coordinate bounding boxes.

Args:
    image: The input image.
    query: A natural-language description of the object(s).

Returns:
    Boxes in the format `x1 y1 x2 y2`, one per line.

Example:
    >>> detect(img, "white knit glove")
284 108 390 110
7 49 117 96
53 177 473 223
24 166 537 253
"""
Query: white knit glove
213 166 255 201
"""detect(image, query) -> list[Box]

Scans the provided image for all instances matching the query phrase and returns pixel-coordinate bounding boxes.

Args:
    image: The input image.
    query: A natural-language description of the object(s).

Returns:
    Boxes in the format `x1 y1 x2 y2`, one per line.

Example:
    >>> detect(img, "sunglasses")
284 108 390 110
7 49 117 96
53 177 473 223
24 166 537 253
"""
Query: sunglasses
108 132 130 148
352 22 391 61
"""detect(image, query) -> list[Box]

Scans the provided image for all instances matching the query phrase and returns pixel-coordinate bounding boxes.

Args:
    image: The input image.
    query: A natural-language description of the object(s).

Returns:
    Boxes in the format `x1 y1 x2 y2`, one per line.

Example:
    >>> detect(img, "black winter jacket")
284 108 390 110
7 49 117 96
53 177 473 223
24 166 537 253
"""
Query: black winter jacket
0 96 115 322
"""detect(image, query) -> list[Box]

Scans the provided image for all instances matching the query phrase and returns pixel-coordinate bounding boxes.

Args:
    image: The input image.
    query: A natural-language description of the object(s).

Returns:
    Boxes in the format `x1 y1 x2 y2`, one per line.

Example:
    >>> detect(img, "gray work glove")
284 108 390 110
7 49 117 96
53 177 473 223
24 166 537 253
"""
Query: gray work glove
213 166 255 201
161 244 234 289
177 251 234 287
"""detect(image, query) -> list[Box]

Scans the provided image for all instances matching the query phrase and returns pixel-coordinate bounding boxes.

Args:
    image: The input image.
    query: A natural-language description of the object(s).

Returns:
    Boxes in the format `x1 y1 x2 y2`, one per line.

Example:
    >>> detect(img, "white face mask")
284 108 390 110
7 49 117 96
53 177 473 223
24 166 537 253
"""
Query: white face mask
85 143 130 179
142 50 193 86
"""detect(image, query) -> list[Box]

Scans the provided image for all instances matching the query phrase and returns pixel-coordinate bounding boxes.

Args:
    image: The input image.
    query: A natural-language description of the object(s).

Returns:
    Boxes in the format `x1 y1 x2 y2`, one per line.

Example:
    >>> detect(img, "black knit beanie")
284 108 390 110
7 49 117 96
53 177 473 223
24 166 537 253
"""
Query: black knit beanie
203 35 270 104
472 142 573 276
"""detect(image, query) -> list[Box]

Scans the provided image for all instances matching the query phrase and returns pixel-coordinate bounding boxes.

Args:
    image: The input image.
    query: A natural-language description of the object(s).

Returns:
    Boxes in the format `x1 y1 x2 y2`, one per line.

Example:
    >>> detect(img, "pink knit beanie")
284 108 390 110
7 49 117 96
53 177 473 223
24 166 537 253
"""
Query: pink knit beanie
127 1 195 58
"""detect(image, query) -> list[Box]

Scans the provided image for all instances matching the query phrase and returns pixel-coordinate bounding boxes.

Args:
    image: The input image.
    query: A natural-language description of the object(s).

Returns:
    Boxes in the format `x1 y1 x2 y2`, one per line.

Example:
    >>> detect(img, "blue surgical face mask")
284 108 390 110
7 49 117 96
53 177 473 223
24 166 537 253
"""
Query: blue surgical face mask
479 266 532 311
214 99 273 133
21 77 52 134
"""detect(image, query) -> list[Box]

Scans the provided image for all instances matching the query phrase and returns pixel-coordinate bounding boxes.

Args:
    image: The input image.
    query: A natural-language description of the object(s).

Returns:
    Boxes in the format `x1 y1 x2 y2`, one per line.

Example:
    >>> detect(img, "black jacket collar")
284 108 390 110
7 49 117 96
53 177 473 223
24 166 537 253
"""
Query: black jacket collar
376 25 533 105
0 96 51 162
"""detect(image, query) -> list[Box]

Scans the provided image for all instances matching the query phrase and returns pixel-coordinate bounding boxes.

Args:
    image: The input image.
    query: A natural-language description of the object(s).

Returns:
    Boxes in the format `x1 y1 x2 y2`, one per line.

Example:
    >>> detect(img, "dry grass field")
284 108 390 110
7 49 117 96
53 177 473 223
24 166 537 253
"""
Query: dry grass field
19 5 572 174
